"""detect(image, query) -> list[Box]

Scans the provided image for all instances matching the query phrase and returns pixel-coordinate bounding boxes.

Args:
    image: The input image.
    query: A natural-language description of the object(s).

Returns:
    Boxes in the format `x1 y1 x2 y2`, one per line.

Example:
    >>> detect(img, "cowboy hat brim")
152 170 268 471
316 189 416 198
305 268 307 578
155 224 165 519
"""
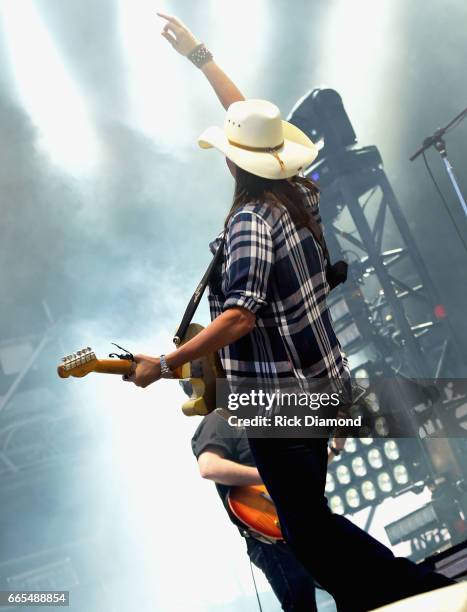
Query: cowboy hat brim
198 120 318 180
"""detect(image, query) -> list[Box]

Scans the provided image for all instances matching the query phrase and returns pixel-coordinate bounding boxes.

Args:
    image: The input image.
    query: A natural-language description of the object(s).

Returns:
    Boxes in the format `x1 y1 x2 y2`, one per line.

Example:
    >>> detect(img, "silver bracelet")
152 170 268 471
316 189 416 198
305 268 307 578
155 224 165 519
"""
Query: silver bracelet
187 43 213 69
159 354 174 379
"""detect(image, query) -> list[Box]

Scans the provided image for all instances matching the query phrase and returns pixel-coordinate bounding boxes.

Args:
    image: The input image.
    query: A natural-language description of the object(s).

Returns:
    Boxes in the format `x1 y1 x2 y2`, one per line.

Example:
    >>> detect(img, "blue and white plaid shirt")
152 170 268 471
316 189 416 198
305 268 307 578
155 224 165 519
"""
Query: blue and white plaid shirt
208 181 349 387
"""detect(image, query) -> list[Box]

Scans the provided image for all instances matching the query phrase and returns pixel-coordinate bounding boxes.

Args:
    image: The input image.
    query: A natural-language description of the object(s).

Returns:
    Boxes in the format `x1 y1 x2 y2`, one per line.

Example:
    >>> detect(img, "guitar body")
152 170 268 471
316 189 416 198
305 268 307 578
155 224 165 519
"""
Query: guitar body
57 323 224 418
177 323 225 417
227 484 283 542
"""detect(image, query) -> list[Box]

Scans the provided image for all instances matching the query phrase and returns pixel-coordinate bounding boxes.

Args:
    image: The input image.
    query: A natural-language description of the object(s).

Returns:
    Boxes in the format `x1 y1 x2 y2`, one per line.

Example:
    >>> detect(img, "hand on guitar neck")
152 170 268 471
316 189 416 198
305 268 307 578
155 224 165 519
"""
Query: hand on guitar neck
57 314 247 417
127 307 254 388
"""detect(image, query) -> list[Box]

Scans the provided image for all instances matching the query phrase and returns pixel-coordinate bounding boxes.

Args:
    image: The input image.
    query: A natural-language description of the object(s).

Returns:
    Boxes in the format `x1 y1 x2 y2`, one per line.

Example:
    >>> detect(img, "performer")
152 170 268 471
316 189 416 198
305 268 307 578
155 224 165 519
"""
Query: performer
192 409 319 612
124 14 454 611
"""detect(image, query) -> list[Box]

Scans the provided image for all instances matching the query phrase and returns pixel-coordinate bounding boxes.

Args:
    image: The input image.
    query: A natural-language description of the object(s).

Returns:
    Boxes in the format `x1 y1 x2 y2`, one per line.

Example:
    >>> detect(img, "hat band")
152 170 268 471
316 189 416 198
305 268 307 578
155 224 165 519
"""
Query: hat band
227 139 286 172
227 139 284 152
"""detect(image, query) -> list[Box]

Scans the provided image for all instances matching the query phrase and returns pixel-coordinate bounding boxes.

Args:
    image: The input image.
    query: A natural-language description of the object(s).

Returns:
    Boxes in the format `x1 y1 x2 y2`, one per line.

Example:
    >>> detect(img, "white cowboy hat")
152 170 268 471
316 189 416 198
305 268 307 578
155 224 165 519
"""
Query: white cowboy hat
198 99 318 180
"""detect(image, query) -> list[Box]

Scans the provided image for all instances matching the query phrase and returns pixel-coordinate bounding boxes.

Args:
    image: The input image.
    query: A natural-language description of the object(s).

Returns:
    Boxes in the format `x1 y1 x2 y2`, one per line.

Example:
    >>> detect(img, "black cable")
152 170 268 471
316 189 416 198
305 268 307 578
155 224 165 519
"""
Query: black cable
249 559 264 612
422 151 467 252
361 186 378 212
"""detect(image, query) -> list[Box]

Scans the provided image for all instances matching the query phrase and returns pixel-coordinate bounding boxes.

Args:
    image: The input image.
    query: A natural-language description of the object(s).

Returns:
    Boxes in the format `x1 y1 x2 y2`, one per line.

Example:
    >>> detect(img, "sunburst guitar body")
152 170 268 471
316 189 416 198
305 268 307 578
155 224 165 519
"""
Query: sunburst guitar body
227 484 283 542
57 323 224 417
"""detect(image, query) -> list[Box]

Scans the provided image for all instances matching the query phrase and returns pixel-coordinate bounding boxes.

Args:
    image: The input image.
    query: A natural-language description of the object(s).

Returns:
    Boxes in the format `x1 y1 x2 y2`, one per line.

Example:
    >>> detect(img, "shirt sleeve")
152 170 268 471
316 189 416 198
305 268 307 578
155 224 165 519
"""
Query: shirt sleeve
191 413 237 460
223 211 274 314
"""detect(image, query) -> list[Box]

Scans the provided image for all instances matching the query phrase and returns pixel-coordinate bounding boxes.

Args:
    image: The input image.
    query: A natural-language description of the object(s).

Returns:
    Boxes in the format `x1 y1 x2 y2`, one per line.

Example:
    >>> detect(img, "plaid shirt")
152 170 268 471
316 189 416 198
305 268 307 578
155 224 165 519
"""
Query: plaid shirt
208 181 349 387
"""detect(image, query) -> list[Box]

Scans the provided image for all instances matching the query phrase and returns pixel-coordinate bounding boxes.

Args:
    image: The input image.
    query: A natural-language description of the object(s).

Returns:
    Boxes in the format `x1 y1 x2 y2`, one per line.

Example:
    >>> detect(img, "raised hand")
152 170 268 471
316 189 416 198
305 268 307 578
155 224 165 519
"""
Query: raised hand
157 12 199 56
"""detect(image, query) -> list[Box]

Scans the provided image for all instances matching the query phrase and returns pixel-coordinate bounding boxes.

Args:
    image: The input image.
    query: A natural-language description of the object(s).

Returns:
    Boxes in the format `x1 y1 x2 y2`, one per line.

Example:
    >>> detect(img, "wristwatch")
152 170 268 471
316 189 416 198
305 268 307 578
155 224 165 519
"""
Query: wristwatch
159 354 174 379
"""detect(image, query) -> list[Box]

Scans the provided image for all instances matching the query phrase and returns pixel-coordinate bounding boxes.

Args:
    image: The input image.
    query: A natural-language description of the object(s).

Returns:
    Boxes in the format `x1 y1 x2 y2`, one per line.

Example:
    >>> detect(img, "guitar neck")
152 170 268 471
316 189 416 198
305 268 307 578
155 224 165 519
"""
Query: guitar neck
94 359 134 375
94 359 183 378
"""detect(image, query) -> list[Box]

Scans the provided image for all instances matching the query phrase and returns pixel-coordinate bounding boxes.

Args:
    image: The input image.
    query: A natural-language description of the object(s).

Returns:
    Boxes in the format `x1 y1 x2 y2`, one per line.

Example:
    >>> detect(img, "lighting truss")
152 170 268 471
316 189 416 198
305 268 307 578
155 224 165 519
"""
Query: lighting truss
288 89 467 379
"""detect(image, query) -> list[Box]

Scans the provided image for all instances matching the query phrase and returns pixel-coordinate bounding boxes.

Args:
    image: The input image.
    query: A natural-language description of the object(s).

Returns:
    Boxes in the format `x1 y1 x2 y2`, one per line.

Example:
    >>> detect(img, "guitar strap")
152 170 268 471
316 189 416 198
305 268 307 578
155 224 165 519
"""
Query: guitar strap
173 237 225 347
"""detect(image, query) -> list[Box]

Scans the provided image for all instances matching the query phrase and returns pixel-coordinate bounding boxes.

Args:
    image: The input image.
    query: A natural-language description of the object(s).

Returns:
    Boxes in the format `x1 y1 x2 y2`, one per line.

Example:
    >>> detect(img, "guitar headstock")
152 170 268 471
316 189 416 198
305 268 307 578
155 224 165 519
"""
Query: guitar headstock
57 347 97 378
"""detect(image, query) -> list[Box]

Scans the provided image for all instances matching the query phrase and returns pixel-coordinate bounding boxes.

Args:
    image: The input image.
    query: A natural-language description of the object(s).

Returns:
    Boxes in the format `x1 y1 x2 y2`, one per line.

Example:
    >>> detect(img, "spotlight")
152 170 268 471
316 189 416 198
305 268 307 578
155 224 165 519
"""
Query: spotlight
375 416 390 436
336 464 352 485
345 488 361 509
365 392 380 413
384 440 400 461
354 368 370 389
287 88 357 158
351 456 367 477
361 480 377 501
393 464 409 485
325 473 336 493
344 438 357 453
360 437 374 446
330 495 345 515
368 448 383 469
377 472 393 492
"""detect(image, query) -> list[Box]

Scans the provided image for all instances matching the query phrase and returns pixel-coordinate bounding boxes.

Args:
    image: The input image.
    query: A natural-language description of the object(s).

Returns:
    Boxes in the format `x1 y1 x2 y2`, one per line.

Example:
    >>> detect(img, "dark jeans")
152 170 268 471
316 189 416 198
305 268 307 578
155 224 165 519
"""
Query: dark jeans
247 436 454 612
246 537 317 612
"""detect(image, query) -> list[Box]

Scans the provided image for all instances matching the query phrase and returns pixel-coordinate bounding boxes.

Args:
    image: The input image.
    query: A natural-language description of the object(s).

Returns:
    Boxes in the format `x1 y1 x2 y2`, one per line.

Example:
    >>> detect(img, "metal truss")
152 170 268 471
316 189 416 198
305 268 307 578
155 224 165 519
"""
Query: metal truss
308 145 467 378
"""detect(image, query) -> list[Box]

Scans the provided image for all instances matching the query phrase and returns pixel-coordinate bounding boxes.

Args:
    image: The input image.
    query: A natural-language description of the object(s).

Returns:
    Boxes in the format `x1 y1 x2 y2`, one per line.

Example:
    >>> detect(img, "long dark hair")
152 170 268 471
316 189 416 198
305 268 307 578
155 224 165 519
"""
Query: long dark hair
224 165 324 247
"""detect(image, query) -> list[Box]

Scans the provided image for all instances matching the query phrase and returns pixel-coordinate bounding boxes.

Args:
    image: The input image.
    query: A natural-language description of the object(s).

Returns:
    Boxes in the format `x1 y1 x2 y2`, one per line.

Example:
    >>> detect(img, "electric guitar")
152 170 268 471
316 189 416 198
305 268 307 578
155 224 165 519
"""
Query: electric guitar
227 484 283 542
57 323 224 417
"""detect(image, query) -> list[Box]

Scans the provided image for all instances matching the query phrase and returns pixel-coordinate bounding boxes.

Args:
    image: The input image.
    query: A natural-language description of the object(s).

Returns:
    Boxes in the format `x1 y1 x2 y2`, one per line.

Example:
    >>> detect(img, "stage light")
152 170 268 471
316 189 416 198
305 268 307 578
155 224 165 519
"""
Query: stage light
366 392 381 413
330 495 345 515
377 472 393 493
345 488 360 509
361 480 377 501
354 368 370 388
351 456 367 477
336 464 351 485
327 362 432 515
384 440 400 461
0 0 99 173
375 416 390 436
368 448 383 469
325 473 336 493
393 464 409 485
385 503 439 546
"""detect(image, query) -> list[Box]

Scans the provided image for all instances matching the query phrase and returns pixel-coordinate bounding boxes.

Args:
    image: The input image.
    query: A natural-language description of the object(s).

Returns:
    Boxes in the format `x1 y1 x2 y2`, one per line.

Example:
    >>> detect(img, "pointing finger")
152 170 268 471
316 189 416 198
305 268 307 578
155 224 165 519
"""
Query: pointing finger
157 12 182 27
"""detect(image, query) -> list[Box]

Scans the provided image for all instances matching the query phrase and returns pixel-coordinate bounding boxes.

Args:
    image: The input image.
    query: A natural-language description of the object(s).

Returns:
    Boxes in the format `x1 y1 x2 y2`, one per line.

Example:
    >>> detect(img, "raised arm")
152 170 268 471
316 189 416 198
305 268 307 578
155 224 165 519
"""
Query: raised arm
157 12 245 110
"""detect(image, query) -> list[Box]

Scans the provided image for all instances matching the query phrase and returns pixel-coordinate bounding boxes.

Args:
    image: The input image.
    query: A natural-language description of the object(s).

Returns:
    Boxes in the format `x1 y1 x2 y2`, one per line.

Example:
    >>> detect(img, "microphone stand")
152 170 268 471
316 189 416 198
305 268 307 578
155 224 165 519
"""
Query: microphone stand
410 106 467 219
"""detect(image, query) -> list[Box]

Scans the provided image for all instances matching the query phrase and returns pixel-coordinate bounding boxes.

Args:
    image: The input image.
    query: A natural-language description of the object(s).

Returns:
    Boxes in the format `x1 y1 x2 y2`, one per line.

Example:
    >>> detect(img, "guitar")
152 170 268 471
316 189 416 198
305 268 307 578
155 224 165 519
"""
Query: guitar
227 484 283 542
57 323 224 417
